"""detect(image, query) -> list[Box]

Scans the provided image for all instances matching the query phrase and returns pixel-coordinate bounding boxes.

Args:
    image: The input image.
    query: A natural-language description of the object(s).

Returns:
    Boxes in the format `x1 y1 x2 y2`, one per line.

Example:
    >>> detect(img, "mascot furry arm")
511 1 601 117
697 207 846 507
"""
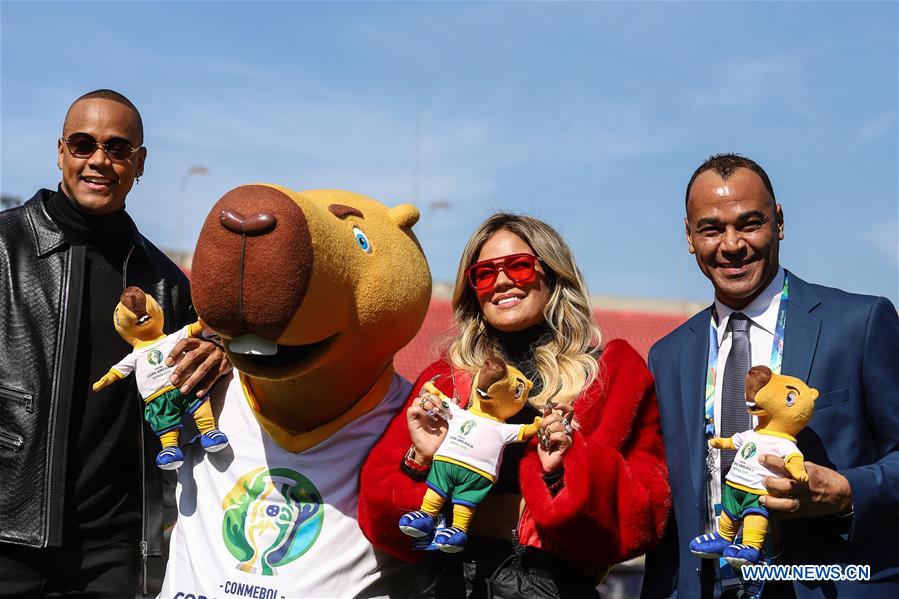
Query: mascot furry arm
359 339 671 565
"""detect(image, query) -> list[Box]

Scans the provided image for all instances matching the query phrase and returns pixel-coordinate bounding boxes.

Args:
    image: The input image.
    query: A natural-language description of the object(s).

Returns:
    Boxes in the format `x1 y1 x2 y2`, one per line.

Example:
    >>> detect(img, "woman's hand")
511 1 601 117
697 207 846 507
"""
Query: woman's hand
537 402 575 474
406 387 452 465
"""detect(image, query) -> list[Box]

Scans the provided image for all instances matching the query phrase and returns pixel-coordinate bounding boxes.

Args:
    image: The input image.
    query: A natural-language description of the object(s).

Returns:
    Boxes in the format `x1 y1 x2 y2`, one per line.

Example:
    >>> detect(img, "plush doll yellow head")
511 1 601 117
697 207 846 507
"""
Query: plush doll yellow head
190 184 431 451
468 358 534 421
745 365 819 437
689 365 819 568
113 286 165 347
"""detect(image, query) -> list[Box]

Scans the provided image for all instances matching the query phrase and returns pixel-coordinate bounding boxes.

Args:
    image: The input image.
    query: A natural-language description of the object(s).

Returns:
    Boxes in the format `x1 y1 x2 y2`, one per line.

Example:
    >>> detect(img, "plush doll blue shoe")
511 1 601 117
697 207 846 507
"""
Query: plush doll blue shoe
689 531 731 558
399 511 436 538
200 429 229 452
723 543 761 568
434 526 468 553
156 446 185 470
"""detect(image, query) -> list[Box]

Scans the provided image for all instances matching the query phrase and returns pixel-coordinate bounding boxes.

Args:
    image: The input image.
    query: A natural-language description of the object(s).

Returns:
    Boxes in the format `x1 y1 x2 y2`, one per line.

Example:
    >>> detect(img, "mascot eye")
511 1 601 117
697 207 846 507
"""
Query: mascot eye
514 382 524 400
786 391 796 407
353 227 372 254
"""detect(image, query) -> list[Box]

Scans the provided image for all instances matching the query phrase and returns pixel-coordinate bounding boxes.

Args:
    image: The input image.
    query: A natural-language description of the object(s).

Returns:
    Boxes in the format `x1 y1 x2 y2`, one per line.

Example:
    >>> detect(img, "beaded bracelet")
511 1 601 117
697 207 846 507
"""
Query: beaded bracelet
543 466 565 496
401 446 431 481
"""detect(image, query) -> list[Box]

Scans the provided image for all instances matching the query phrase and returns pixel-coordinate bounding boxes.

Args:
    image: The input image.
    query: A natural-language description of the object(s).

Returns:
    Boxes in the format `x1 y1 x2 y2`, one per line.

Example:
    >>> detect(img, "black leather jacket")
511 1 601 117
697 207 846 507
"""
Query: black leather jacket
0 189 194 557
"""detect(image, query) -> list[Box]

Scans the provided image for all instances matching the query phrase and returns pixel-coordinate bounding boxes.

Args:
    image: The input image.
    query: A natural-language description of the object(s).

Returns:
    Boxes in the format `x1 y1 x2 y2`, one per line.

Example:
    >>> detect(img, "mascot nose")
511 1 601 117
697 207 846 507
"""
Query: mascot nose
192 185 313 340
220 209 277 236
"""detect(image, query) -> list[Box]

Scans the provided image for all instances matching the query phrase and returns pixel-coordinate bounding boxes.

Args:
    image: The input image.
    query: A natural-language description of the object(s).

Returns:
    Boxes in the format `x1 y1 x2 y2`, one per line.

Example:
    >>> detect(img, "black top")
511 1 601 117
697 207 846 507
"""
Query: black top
46 188 142 547
489 323 553 495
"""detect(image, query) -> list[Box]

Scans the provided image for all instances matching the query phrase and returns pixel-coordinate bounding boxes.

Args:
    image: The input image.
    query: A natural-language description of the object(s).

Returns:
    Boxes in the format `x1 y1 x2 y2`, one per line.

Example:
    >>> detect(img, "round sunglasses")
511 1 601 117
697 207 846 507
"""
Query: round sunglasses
61 132 142 161
466 253 543 291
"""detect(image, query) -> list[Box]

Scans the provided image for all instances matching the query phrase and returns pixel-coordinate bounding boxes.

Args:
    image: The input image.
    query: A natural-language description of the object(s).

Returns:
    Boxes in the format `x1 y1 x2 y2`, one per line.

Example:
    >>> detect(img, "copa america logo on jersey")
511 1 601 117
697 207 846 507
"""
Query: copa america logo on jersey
460 420 477 436
147 349 164 365
221 467 324 575
741 442 758 460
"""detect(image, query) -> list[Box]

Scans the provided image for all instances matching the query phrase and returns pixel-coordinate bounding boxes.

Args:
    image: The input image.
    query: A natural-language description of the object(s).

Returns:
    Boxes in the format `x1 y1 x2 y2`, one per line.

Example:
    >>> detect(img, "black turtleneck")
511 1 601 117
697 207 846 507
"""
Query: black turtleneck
488 321 554 494
45 188 136 251
46 188 142 547
493 322 553 397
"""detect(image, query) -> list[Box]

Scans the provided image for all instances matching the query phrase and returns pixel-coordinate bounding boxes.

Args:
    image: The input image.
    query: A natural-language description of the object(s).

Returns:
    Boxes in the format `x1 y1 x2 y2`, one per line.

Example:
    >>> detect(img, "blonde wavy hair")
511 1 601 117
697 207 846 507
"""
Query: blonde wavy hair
446 213 602 407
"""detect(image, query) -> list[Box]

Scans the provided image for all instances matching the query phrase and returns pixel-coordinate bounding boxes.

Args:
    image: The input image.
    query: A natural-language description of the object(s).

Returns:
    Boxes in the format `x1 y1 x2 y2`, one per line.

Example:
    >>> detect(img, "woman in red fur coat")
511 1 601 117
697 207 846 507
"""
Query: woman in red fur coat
358 213 670 598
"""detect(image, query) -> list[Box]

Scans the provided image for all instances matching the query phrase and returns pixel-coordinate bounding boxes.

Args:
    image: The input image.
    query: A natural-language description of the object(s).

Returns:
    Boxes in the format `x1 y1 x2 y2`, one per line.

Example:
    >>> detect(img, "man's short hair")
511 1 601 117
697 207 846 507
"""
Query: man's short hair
685 153 776 208
65 89 144 143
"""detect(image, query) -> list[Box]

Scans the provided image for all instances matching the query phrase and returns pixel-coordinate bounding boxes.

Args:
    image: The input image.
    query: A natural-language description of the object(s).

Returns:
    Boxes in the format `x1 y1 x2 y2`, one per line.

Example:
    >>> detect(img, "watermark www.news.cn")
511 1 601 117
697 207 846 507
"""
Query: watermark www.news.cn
742 564 871 582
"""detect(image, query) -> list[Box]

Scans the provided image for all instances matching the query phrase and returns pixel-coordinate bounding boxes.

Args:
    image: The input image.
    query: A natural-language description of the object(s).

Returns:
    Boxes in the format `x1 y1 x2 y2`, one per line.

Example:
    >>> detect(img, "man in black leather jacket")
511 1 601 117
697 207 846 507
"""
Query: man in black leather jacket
0 89 228 597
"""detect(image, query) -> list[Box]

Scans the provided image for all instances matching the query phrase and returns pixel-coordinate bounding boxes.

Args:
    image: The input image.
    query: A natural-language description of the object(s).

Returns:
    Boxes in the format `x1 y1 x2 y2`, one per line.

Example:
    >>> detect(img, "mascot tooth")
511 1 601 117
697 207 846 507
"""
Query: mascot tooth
160 184 431 598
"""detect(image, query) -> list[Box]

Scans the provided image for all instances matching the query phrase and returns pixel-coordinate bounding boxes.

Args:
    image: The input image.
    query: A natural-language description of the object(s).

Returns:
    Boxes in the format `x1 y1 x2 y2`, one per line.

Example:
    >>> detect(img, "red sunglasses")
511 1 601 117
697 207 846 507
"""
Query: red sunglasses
466 253 543 291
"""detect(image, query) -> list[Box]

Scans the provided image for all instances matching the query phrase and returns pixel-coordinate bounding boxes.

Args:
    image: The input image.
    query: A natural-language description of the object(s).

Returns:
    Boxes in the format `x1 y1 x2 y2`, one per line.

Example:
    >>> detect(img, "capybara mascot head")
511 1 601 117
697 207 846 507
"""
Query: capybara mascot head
190 184 431 449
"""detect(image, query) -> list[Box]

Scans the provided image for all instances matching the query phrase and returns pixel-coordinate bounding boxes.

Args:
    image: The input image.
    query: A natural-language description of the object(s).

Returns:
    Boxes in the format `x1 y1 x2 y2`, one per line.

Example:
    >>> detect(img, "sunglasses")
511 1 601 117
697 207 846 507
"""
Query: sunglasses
466 253 543 291
61 132 142 161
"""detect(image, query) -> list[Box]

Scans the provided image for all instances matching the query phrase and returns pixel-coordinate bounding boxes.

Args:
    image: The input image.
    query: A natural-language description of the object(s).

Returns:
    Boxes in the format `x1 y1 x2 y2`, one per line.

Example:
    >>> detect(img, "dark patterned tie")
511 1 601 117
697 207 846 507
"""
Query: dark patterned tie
720 312 752 483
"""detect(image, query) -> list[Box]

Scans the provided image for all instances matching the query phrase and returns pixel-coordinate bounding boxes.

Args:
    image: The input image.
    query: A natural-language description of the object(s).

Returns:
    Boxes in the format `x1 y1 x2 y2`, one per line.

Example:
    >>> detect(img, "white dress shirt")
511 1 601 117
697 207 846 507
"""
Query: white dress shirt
712 266 786 437
706 266 785 529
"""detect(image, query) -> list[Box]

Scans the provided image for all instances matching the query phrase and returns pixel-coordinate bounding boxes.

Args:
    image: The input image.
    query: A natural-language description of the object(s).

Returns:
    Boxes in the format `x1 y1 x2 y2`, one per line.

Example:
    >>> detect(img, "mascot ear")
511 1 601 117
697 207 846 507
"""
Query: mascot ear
387 204 420 229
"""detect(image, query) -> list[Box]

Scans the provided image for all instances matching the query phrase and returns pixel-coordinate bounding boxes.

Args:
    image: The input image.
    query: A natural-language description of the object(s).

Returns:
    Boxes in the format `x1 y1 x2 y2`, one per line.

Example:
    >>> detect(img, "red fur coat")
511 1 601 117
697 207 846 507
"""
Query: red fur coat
358 339 671 567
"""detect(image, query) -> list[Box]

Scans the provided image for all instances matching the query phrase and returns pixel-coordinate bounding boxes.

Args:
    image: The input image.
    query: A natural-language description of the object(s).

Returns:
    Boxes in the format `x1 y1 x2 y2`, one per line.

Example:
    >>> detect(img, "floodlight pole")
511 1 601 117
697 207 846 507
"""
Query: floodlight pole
176 165 209 260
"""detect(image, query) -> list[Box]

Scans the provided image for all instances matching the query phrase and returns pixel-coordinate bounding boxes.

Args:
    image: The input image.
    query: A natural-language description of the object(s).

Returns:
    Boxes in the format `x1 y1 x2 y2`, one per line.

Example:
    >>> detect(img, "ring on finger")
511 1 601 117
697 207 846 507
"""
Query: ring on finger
536 428 550 450
789 498 801 513
561 417 573 435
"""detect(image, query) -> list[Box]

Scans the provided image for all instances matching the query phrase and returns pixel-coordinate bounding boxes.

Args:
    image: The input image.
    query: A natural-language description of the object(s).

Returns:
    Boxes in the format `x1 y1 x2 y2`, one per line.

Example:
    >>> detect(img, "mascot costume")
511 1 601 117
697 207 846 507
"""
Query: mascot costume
159 185 431 598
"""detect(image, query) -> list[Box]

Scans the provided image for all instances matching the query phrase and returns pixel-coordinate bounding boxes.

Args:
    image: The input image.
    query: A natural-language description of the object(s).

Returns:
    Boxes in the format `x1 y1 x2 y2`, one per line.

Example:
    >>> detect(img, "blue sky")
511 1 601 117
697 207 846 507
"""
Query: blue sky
2 1 896 305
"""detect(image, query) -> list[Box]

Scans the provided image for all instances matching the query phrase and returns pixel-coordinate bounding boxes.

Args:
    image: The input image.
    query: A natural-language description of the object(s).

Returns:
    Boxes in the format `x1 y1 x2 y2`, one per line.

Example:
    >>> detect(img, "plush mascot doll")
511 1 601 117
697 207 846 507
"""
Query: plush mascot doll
690 365 819 567
92 286 228 470
158 185 431 598
398 357 539 552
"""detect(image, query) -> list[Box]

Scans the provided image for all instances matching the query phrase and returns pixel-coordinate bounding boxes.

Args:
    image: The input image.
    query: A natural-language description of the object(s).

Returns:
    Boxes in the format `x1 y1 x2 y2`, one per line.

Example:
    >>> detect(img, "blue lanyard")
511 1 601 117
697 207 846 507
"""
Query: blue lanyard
703 272 790 435
702 273 789 596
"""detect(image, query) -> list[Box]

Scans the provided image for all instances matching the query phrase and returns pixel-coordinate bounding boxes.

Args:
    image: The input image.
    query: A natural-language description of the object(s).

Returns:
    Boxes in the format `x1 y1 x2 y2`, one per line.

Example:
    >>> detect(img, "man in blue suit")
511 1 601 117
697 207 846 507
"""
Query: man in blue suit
642 154 899 598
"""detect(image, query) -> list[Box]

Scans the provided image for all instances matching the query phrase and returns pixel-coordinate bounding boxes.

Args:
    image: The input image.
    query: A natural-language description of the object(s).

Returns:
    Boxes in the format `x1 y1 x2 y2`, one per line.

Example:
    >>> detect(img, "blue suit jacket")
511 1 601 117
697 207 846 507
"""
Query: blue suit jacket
642 273 899 598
